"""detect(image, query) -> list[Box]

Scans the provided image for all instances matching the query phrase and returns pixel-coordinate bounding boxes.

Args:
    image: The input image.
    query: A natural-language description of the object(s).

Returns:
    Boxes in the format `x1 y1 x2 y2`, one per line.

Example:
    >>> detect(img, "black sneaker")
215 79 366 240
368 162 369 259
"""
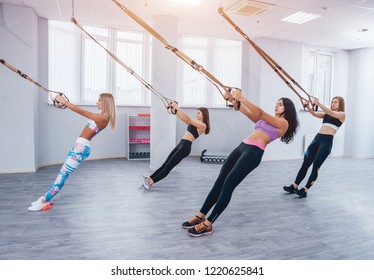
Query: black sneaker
188 222 213 237
283 184 297 193
295 188 307 198
182 215 205 229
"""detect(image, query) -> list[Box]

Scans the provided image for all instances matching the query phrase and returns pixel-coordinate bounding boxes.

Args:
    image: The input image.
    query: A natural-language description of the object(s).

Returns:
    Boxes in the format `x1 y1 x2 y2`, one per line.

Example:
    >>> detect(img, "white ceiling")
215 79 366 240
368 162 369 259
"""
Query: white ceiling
1 0 374 50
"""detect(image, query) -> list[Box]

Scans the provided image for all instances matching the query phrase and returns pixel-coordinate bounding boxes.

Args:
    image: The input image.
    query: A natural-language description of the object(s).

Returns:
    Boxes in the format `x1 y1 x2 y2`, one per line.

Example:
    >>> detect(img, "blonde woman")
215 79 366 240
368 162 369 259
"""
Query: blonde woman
283 96 346 198
28 93 116 211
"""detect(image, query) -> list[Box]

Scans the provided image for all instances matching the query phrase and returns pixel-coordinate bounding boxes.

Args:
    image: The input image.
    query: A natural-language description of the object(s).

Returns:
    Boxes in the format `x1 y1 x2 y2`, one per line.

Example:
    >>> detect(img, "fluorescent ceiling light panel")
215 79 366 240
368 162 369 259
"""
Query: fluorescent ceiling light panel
281 11 321 24
168 0 203 5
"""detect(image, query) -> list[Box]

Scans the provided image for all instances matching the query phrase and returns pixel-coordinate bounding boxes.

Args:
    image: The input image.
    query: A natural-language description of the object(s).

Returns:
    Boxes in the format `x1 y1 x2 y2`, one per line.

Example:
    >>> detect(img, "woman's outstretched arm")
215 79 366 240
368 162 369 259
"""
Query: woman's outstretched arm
232 90 288 134
55 95 108 123
170 102 206 131
315 99 346 122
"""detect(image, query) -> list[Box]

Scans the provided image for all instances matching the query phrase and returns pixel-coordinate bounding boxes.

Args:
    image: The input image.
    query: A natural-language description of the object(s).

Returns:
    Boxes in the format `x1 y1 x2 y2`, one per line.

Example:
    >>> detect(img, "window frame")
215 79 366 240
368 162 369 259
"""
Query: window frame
81 25 112 104
112 29 150 106
307 48 334 107
49 21 242 108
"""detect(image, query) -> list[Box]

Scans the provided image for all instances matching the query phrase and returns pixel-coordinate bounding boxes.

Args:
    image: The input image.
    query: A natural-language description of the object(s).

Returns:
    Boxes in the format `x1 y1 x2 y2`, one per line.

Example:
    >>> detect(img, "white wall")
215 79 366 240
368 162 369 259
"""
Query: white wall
0 4 38 172
150 15 178 170
345 48 374 158
37 17 48 168
331 50 349 156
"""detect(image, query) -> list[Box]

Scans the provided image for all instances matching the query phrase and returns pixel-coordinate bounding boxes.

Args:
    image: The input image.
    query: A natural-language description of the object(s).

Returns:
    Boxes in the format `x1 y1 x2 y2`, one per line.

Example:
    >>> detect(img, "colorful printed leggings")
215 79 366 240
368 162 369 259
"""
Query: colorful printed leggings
44 138 91 202
150 139 192 184
200 142 264 223
294 133 333 189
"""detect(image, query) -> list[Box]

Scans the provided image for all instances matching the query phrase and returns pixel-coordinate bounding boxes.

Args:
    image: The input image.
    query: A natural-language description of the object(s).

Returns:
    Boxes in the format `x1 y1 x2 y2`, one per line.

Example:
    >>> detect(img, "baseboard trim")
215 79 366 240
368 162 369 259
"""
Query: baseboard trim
0 156 126 174
0 168 37 174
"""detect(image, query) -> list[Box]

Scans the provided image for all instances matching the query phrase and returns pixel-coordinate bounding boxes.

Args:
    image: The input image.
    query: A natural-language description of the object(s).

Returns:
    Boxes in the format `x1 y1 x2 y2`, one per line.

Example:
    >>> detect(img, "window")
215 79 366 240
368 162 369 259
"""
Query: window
49 22 240 107
180 36 208 106
179 35 242 107
49 21 149 106
82 26 110 103
49 21 81 104
308 49 334 106
114 31 149 105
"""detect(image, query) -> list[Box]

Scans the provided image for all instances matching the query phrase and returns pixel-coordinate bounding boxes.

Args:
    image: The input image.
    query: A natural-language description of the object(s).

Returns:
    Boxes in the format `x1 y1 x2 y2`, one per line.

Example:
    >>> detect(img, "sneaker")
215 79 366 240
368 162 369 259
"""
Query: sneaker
283 184 297 193
140 176 152 189
28 197 52 211
182 215 205 229
188 222 213 237
31 196 53 206
295 188 307 198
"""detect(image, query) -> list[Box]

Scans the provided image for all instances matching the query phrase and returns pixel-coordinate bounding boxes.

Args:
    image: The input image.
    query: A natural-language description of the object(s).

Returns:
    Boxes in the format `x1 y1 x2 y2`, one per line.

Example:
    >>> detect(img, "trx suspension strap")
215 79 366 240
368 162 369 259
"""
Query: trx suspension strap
218 7 317 111
0 59 69 109
71 18 177 114
112 0 240 110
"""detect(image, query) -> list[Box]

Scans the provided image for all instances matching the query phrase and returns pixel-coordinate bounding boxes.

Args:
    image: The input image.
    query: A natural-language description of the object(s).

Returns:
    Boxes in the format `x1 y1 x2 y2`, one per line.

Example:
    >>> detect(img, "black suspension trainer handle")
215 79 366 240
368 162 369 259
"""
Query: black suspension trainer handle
227 87 241 110
51 91 70 109
1 59 69 109
167 99 178 115
303 99 319 112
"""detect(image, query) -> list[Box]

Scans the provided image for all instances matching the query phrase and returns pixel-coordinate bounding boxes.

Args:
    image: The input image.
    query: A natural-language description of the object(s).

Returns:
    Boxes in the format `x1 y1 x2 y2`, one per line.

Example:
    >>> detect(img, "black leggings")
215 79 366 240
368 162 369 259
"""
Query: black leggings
295 133 333 189
200 142 264 223
150 139 192 184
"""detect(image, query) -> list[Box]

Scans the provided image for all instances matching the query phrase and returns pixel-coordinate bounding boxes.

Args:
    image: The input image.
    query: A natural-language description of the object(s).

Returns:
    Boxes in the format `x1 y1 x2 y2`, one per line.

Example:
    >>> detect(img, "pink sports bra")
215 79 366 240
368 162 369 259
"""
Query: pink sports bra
255 119 278 141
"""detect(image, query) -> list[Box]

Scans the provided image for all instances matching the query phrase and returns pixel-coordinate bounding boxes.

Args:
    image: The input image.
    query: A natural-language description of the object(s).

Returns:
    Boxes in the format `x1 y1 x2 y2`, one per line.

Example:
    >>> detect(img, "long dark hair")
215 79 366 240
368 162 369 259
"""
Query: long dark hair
280 97 298 144
197 107 210 134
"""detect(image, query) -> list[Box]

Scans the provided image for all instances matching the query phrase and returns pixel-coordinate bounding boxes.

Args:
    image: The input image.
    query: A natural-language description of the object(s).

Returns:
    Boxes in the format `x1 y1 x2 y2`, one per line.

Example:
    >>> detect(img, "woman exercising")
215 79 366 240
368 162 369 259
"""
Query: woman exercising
28 93 116 211
138 103 210 189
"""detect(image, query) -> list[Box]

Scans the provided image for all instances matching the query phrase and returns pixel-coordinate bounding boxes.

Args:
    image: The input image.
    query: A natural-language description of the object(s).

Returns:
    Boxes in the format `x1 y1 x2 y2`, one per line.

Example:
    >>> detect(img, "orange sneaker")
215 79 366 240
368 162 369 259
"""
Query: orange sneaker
188 222 213 237
182 215 205 229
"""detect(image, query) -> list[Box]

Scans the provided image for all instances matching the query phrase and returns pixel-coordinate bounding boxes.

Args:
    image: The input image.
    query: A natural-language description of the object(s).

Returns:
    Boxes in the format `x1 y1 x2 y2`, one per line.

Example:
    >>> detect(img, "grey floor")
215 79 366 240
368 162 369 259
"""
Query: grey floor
0 156 374 260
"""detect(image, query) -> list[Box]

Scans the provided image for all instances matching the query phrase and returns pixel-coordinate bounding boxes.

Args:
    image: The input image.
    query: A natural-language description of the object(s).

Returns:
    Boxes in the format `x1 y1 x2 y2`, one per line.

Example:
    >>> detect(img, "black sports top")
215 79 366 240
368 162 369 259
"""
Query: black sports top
322 114 342 131
187 124 199 139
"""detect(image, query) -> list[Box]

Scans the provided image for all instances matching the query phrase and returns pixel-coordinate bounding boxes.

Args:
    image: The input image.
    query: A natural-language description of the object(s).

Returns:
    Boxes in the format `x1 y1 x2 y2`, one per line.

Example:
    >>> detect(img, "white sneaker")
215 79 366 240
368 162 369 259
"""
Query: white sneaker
31 196 54 206
28 197 52 211
140 176 152 190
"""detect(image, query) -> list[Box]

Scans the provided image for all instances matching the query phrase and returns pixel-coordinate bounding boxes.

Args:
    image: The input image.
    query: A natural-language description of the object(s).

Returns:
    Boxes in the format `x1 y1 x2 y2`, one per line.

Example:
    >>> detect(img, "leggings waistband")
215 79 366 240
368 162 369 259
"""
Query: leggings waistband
180 139 193 145
316 133 334 139
242 139 266 151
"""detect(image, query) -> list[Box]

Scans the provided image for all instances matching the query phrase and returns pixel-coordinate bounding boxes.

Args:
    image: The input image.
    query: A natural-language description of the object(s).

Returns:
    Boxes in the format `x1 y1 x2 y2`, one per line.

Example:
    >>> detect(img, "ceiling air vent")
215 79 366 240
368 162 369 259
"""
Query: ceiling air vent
227 0 274 16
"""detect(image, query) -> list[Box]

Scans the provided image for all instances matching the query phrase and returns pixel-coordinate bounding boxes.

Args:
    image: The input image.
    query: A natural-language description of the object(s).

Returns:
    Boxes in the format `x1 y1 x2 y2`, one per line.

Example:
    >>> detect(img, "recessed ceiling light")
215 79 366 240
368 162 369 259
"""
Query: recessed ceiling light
281 11 321 24
168 0 203 5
